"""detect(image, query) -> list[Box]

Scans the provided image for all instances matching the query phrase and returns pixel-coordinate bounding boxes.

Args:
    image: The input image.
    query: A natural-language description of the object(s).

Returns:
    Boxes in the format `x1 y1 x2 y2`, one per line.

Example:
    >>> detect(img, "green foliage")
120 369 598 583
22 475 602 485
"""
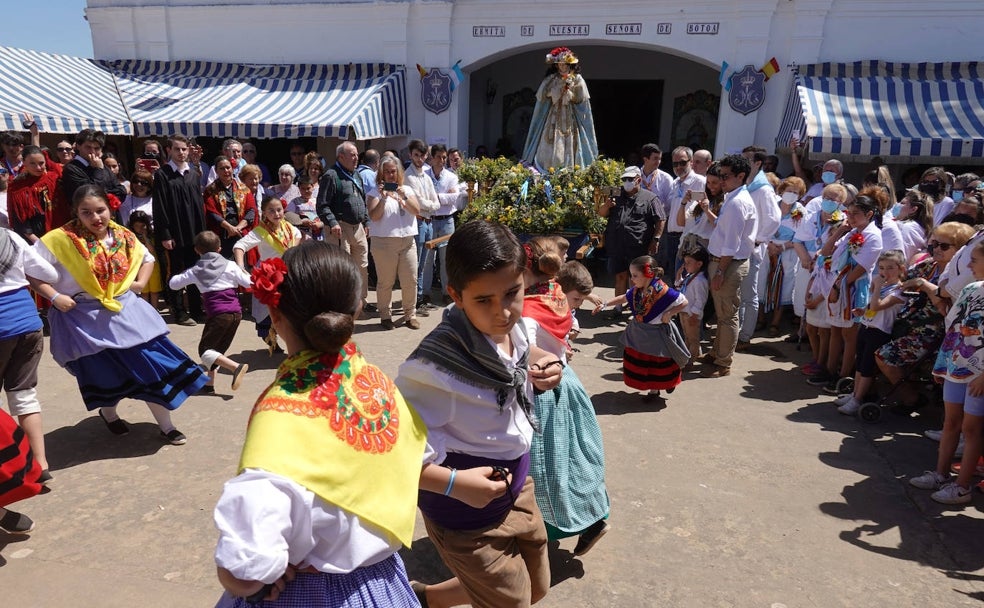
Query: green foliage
458 157 624 235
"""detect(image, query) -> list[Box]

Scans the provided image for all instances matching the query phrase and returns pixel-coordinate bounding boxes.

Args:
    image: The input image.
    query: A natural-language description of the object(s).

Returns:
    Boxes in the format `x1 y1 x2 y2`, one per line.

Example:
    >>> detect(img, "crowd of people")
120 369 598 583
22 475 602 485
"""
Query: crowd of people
1 117 983 607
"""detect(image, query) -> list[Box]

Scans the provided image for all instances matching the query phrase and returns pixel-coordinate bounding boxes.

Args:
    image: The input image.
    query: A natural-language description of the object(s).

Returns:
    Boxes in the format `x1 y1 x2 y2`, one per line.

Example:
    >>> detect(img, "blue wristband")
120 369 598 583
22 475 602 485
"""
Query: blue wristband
443 468 457 496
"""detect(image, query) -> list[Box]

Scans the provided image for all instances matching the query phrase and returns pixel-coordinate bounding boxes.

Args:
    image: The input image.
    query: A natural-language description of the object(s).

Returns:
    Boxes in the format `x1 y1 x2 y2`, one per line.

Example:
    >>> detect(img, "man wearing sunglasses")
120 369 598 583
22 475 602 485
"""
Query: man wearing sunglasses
601 166 666 317
660 146 705 274
702 154 758 378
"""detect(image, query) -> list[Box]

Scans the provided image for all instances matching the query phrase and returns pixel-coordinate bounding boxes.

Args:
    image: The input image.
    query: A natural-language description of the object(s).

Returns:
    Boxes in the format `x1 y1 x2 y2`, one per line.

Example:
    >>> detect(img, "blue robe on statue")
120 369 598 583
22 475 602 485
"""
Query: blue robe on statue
522 72 598 171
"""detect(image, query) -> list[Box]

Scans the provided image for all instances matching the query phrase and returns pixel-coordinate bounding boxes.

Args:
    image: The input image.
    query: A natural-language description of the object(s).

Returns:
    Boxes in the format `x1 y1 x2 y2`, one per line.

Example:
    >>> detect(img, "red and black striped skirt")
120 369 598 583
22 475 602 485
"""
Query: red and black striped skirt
623 346 682 391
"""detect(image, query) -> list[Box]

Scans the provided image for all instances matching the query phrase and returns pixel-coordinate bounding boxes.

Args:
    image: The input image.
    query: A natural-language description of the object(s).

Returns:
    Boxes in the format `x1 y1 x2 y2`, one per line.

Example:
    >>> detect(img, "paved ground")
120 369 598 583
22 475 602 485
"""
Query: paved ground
4 285 984 607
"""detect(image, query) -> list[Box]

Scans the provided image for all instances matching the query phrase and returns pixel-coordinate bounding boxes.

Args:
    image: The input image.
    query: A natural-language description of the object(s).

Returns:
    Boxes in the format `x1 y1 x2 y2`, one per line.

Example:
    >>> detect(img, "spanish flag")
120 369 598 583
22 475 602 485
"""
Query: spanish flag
759 57 781 81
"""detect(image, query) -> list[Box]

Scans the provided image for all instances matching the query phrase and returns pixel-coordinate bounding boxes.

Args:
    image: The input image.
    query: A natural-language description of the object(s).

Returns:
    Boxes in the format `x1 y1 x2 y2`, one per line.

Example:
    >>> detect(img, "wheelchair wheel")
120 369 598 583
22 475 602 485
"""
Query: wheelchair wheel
859 402 881 423
835 377 854 395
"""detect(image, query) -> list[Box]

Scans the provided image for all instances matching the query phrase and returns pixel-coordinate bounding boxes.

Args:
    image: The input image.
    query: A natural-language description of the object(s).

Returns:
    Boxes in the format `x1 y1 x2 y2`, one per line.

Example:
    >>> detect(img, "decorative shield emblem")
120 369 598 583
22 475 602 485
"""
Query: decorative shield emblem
728 65 765 116
421 68 453 115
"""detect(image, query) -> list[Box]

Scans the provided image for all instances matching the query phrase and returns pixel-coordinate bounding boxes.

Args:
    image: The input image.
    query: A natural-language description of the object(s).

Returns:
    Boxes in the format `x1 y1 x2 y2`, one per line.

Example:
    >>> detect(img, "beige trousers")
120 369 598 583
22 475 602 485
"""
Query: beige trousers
328 221 369 303
370 235 417 321
708 258 749 368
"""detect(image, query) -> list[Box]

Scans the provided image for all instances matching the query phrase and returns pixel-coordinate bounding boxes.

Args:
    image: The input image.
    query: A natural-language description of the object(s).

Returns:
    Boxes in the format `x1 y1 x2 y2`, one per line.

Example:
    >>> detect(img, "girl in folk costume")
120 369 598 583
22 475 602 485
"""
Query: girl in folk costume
234 195 302 353
31 185 207 445
0 408 42 534
596 256 690 400
8 145 67 243
818 193 883 391
205 156 258 259
214 242 427 607
676 245 710 367
521 236 611 556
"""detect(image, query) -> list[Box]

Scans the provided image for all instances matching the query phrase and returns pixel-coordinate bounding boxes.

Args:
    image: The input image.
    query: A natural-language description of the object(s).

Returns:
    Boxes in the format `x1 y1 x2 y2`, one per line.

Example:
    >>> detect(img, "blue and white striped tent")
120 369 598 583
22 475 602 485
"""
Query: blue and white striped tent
0 47 132 135
776 61 984 162
107 60 408 140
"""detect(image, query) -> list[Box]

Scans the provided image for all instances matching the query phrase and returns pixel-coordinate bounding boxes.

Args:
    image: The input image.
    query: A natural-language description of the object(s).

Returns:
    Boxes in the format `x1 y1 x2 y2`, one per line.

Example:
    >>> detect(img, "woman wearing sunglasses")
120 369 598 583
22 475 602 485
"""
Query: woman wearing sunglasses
118 169 154 227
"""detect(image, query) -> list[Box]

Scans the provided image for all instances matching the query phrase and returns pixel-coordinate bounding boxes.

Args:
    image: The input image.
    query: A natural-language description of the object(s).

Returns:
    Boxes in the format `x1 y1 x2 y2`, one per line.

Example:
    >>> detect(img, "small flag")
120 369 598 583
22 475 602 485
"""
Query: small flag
416 64 428 79
450 60 465 92
719 61 734 92
758 57 781 81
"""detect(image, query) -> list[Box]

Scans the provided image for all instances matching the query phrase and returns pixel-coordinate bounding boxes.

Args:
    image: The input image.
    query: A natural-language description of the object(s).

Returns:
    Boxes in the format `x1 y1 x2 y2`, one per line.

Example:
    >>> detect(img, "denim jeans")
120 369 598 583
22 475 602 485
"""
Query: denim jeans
415 219 435 298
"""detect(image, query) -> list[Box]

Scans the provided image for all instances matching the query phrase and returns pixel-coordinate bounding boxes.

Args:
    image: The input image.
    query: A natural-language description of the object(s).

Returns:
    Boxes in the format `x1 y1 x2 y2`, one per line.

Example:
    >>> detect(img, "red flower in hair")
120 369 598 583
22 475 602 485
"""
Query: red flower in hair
643 263 655 278
106 193 122 212
251 257 288 308
523 243 535 269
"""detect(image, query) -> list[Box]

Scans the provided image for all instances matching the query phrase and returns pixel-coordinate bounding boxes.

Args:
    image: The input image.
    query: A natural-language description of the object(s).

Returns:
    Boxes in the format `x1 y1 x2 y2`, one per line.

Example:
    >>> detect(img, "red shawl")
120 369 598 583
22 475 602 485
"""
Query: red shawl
523 280 573 344
7 153 67 232
203 179 257 235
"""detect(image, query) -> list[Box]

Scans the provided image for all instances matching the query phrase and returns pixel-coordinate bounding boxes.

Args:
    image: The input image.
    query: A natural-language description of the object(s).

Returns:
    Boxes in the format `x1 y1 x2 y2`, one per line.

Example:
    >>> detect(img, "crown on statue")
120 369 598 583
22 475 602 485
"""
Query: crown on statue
546 47 579 64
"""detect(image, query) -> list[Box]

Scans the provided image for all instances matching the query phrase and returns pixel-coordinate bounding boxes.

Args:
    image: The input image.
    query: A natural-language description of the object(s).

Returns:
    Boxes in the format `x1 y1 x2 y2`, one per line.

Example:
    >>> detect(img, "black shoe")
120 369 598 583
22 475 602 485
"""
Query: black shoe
231 364 248 391
806 371 834 386
415 302 431 317
175 314 197 327
38 469 53 485
160 429 187 445
363 302 378 314
199 384 216 395
381 319 395 330
573 519 610 556
98 410 129 435
0 508 35 534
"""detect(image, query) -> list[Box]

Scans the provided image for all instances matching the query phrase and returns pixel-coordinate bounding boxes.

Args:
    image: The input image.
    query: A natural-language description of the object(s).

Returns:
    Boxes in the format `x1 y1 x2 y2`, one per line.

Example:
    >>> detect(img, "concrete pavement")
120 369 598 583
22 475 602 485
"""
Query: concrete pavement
3 286 984 607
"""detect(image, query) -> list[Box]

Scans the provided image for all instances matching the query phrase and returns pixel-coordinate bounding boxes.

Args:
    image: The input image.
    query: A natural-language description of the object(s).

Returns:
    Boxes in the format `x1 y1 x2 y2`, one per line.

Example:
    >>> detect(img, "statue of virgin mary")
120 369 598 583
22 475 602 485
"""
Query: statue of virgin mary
522 47 599 171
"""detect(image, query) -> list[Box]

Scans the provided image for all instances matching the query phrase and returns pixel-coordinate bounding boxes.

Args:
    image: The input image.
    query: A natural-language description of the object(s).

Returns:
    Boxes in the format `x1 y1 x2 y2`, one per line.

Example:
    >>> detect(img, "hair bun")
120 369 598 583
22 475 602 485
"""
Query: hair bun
303 311 354 354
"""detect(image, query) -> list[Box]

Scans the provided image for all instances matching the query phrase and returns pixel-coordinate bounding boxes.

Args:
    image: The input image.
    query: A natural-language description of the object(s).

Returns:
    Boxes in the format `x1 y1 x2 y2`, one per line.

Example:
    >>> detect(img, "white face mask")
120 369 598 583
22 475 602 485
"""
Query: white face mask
781 192 799 204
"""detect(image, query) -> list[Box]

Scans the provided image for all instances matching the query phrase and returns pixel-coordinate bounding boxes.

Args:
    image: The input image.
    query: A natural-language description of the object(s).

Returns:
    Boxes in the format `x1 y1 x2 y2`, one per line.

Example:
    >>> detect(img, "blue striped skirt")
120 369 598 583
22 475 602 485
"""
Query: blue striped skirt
65 335 207 411
214 553 420 608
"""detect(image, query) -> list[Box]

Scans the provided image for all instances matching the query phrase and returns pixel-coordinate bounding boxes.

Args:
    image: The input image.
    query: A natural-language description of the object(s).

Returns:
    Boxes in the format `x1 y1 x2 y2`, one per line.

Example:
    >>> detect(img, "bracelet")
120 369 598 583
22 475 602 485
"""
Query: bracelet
444 468 457 496
50 292 61 302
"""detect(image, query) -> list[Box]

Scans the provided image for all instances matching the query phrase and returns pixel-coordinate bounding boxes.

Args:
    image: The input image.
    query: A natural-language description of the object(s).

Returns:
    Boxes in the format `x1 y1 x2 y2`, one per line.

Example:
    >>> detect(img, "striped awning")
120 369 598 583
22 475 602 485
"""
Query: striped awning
776 61 984 162
107 61 408 140
0 47 133 135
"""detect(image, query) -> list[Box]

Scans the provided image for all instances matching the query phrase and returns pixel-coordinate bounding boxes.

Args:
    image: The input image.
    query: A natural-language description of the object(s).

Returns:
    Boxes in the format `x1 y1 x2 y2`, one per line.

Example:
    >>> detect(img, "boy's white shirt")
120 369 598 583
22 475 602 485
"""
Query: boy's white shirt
395 322 533 465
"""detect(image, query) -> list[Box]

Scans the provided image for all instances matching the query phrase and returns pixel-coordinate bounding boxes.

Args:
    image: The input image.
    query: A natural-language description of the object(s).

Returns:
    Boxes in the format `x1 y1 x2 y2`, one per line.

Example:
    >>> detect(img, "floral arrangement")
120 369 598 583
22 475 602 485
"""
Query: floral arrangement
457 157 622 235
827 209 845 226
789 207 803 224
847 231 865 256
251 257 287 308
546 47 578 64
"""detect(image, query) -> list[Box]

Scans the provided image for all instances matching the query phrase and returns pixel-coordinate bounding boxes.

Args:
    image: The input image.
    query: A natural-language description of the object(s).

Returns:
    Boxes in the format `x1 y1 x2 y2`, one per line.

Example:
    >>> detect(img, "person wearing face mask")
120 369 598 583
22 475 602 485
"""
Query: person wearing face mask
795 184 848 382
600 166 666 318
918 166 953 226
801 159 845 215
764 177 807 336
946 173 981 218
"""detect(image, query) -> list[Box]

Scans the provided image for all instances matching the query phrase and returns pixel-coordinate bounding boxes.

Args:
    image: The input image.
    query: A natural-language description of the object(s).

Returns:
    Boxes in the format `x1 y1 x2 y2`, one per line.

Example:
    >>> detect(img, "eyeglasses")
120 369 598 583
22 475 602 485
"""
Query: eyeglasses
133 180 151 187
621 177 636 183
56 146 73 152
672 160 690 167
927 241 953 252
962 184 984 193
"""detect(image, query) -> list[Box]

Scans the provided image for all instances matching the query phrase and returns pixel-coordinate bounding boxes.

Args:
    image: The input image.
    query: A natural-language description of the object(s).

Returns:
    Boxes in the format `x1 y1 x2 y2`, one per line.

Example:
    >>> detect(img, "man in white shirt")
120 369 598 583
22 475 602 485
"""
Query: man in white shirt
702 154 758 378
660 147 706 274
692 149 712 177
206 139 244 183
737 146 782 348
639 143 673 209
423 144 463 306
403 139 441 314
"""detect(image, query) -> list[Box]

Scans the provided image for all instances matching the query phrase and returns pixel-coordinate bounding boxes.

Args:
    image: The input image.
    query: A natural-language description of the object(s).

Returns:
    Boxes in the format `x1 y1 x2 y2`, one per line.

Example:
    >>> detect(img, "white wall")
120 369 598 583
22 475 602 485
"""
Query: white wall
85 0 984 158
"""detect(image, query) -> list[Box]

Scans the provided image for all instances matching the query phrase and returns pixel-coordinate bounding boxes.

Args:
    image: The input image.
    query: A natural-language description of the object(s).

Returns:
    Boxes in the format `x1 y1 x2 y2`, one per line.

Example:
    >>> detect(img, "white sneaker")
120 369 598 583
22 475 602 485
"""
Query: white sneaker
834 394 855 406
931 483 973 505
837 397 860 415
909 470 951 490
925 429 943 442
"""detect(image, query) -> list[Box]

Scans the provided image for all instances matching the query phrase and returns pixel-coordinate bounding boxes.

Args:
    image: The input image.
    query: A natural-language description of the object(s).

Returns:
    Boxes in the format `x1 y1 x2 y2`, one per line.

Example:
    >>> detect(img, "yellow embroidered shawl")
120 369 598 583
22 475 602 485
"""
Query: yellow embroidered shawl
251 219 298 255
239 344 427 547
41 220 145 312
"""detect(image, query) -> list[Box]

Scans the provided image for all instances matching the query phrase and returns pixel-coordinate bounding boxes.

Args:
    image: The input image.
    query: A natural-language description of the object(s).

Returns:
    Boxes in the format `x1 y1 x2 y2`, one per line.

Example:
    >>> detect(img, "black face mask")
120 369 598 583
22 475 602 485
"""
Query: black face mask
919 181 941 197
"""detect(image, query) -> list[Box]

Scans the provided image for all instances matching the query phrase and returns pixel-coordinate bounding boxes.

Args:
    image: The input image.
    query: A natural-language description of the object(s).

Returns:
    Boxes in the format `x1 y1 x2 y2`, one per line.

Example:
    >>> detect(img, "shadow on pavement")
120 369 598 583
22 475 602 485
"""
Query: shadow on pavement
786 400 984 574
0 532 32 566
592 391 668 416
44 418 168 471
235 348 286 372
743 368 819 403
